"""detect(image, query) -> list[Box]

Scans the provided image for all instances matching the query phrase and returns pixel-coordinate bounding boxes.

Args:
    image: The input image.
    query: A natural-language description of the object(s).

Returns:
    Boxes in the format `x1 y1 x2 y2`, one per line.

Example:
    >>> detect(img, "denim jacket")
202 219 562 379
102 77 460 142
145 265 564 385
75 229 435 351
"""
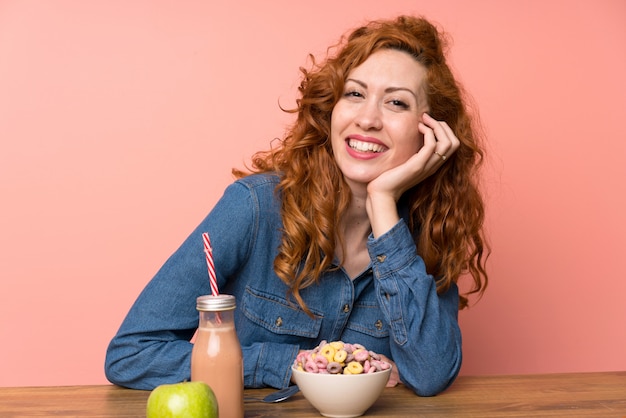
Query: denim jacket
105 173 462 396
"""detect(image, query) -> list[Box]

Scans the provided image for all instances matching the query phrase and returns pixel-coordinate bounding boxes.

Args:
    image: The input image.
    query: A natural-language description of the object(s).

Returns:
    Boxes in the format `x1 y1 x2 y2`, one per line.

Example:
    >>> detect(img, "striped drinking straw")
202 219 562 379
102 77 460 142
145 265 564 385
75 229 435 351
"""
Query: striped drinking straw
202 232 219 297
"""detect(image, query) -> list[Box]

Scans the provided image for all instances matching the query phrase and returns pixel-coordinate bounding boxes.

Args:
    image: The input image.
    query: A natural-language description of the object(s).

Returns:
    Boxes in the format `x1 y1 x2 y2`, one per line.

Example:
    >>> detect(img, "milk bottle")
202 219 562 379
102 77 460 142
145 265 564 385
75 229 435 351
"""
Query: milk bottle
191 294 243 418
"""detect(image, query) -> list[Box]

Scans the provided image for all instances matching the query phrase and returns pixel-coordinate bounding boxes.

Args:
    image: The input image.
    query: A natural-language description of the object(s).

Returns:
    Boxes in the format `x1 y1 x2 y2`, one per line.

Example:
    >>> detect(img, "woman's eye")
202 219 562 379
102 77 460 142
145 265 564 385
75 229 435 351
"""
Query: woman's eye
344 90 363 98
390 99 409 109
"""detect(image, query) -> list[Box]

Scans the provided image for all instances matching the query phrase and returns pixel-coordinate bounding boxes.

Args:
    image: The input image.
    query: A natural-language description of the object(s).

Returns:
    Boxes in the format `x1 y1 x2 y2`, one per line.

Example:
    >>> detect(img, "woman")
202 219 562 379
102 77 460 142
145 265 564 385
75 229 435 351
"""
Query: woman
105 15 488 397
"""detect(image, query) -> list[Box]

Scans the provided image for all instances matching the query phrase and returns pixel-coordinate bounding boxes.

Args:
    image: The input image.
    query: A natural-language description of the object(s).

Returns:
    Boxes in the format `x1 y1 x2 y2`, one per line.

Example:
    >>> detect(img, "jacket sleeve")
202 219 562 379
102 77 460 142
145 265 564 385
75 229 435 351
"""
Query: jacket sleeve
367 219 462 396
105 180 295 390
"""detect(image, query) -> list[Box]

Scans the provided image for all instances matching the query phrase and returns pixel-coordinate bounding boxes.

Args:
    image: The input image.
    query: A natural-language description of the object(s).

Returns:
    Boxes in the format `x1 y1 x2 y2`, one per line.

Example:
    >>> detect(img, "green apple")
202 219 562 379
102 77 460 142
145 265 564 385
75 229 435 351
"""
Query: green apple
146 381 218 418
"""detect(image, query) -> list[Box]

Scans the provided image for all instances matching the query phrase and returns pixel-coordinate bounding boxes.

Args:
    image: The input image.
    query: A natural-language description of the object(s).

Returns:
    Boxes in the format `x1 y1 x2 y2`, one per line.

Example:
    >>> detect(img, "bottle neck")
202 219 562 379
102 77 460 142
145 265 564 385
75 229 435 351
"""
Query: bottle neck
197 309 235 328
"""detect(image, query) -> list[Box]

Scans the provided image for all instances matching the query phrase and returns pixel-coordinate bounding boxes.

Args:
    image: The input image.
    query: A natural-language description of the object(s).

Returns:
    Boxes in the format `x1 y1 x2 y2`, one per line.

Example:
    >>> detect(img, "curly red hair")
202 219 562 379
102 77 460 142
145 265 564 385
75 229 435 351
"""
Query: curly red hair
234 15 489 311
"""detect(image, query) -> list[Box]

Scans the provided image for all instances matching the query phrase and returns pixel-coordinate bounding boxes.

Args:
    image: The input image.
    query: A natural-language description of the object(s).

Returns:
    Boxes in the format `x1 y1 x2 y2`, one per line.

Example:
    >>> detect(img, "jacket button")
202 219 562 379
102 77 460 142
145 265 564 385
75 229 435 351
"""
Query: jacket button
376 255 387 262
275 317 283 327
342 304 350 313
375 319 383 330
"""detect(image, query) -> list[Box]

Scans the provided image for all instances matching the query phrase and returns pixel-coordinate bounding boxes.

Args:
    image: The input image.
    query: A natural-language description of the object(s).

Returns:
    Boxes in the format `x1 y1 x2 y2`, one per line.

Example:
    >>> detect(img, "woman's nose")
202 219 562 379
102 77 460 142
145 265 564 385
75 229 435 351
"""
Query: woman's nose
355 101 382 131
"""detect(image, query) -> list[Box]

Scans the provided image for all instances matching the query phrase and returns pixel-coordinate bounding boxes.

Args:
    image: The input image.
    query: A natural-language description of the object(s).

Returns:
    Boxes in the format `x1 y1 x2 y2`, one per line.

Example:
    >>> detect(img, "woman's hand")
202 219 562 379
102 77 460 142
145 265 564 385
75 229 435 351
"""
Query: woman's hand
379 354 400 387
366 113 460 237
369 112 459 200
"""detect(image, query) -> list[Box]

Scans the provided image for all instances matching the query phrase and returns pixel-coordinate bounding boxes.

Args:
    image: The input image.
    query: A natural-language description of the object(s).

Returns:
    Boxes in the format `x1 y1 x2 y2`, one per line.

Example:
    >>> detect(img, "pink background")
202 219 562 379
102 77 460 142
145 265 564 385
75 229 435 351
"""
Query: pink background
1 0 625 387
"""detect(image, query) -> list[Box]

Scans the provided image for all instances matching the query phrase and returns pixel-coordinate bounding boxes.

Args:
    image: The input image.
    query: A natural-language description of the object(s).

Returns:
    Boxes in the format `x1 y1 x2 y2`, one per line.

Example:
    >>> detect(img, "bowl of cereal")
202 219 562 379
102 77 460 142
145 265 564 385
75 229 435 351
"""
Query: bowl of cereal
291 340 392 418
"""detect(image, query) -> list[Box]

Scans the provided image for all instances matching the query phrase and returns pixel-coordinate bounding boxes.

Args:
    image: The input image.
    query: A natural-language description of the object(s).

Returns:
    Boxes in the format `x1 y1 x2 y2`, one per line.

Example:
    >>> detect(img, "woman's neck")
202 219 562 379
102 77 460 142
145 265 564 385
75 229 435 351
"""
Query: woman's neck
341 194 370 236
335 188 372 279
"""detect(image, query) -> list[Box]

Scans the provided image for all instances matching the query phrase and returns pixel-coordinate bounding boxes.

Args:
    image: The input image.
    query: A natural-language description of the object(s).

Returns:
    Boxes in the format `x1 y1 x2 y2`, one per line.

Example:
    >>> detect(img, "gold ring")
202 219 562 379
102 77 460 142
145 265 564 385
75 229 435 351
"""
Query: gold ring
434 151 447 161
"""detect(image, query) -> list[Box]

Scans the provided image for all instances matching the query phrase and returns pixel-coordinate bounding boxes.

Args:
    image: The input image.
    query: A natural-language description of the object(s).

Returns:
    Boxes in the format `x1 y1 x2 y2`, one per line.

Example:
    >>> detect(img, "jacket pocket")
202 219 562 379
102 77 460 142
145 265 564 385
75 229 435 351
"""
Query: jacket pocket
241 286 323 338
345 298 389 339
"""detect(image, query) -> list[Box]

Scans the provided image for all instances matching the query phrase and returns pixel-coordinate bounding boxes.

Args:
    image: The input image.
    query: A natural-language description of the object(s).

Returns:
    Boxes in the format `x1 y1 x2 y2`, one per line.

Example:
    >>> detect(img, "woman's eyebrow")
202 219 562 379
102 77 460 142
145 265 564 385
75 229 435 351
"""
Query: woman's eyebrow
345 78 417 99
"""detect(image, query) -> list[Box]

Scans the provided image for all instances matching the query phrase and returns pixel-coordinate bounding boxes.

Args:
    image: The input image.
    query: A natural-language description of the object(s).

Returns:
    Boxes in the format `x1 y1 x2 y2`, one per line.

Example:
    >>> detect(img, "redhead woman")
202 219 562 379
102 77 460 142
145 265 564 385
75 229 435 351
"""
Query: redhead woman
105 15 489 397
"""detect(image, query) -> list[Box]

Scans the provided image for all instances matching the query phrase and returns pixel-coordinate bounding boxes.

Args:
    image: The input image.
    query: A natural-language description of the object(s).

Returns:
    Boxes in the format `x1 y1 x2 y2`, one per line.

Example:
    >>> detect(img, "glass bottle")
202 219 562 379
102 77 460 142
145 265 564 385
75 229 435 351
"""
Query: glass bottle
191 294 243 418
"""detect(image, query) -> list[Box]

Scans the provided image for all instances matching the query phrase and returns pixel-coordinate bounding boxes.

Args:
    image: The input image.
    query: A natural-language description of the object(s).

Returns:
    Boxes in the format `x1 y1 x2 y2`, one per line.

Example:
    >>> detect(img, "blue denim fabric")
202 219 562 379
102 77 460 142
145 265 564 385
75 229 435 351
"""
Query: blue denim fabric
105 173 461 396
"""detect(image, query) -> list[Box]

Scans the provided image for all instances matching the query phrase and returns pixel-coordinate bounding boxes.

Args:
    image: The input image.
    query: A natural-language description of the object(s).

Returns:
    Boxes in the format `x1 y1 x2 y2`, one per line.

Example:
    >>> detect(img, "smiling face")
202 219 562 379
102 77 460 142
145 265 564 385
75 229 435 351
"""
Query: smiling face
330 49 429 191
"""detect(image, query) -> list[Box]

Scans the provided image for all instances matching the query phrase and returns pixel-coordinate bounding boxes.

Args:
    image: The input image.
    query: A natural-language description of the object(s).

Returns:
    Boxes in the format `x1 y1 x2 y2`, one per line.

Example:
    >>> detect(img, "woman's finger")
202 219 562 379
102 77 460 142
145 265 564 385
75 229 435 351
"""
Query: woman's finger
418 121 446 170
422 114 460 164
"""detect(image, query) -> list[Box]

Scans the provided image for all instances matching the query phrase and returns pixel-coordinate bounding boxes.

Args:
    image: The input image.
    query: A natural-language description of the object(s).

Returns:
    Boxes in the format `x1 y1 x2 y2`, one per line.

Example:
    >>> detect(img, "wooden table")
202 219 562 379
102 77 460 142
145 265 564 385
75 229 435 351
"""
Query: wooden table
0 372 624 417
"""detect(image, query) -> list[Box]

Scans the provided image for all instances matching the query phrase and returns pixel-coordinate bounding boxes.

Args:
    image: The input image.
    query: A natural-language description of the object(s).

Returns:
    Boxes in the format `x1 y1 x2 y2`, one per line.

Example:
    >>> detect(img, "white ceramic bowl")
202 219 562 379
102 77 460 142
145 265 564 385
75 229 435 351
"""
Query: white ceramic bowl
291 365 391 418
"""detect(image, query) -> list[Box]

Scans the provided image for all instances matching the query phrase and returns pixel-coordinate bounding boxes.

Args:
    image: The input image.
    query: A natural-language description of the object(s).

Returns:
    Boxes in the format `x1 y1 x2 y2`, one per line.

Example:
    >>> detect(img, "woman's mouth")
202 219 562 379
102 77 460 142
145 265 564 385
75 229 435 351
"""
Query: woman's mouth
347 138 387 153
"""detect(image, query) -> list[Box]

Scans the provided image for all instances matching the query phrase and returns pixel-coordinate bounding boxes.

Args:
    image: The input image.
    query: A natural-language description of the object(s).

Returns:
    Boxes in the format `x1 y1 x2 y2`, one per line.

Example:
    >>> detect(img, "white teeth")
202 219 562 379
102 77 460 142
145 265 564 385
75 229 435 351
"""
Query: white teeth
348 139 385 153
